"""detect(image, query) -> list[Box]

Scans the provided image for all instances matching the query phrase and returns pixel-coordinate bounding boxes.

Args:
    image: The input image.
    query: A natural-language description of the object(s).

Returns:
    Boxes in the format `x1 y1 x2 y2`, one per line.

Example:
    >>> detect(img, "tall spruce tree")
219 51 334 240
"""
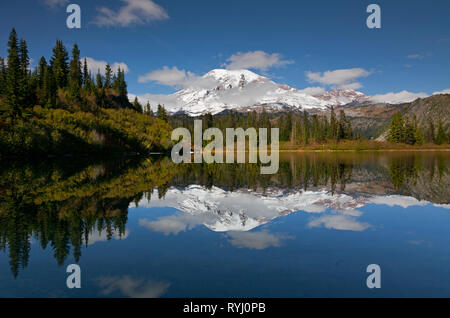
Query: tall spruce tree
157 104 168 122
435 121 447 145
69 44 82 98
82 57 89 87
104 64 112 89
50 40 69 89
0 57 6 96
3 29 23 122
388 112 405 143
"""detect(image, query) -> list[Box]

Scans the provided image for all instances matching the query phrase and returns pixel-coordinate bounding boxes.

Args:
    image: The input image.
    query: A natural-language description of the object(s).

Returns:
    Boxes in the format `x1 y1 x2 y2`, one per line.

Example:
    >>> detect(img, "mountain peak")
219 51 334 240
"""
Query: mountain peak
135 68 367 116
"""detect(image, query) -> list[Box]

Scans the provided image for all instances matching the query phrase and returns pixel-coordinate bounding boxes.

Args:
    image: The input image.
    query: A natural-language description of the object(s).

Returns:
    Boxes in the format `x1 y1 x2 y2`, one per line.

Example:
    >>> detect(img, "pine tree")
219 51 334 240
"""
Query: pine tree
3 28 23 122
104 64 112 89
50 40 69 89
425 119 435 143
414 128 425 145
69 44 82 99
82 58 89 87
96 70 103 89
329 106 337 140
43 65 56 108
388 113 405 143
301 110 310 145
435 121 447 145
404 120 416 145
0 57 6 96
133 97 143 113
157 104 168 122
145 101 153 116
19 39 29 76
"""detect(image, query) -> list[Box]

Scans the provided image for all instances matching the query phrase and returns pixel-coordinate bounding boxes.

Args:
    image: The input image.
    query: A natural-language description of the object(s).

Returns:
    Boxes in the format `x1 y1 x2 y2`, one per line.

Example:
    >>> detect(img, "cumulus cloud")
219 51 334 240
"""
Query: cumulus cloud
97 276 170 298
368 195 428 208
369 90 428 104
433 89 450 95
83 57 130 75
224 51 293 71
94 0 169 27
306 68 371 90
297 86 327 96
42 0 68 7
226 231 293 250
139 214 215 235
308 215 370 231
86 229 130 245
138 66 196 87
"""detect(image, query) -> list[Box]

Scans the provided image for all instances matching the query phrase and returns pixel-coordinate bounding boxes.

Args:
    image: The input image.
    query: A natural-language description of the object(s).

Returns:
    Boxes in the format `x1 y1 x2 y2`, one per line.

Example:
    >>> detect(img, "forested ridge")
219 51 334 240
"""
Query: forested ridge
0 29 173 156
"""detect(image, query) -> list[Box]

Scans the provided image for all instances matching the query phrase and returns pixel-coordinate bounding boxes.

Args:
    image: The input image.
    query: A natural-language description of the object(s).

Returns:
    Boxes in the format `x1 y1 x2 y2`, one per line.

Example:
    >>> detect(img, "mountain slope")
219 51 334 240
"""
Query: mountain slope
135 69 367 116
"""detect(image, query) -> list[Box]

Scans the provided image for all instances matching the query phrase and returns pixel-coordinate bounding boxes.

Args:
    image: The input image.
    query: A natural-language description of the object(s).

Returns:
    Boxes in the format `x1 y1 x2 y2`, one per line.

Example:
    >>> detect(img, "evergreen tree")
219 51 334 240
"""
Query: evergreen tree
388 113 405 143
133 97 143 113
0 57 6 96
96 70 103 89
82 58 89 87
425 119 435 143
19 39 29 76
68 44 82 98
338 110 352 140
157 104 168 122
435 121 447 145
145 101 153 116
404 120 416 145
301 110 310 145
414 127 425 145
329 106 337 140
2 29 23 122
43 65 57 108
50 40 69 89
104 64 112 89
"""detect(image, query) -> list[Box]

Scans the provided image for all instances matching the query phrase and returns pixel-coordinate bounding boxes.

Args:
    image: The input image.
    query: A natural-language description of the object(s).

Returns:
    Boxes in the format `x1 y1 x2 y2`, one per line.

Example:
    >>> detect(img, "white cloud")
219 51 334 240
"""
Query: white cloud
308 215 370 231
139 214 215 235
42 0 68 7
94 0 169 27
297 86 327 96
433 89 450 95
224 51 293 71
86 229 129 245
406 54 424 60
306 68 371 89
97 276 170 298
369 90 428 104
338 82 363 90
83 57 129 75
138 66 196 87
226 231 293 250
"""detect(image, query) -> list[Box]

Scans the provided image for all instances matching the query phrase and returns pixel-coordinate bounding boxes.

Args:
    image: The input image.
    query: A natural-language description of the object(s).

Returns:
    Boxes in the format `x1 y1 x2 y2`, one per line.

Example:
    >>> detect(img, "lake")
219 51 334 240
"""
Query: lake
0 152 449 297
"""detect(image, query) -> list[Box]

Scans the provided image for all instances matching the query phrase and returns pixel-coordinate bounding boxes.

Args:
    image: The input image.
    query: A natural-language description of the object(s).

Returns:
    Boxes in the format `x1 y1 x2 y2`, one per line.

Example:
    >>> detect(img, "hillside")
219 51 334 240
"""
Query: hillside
401 94 450 133
336 94 450 139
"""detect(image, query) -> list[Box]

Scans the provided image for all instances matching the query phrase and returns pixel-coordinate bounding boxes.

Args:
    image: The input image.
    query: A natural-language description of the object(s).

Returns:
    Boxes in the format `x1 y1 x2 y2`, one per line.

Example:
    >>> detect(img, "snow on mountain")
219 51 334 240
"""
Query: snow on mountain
133 185 446 234
132 69 367 116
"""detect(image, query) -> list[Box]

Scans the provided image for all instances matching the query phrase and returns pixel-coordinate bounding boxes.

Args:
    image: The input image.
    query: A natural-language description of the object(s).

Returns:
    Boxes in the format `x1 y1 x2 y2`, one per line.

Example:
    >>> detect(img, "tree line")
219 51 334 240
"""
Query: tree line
388 112 448 145
0 28 139 125
170 106 354 145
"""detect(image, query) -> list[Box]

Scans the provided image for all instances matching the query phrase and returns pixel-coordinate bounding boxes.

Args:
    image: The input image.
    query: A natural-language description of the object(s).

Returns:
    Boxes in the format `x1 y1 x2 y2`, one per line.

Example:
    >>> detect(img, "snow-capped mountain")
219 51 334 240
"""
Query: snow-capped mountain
132 69 368 117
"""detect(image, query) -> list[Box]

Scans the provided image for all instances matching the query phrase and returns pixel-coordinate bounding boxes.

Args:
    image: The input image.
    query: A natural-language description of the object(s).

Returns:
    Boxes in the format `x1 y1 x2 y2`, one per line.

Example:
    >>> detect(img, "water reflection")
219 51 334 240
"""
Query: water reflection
0 152 449 280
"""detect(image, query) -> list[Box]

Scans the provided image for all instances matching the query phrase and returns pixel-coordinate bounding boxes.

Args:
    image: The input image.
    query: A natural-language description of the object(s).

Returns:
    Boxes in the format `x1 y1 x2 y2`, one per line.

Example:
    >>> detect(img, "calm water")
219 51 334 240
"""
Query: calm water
0 152 449 297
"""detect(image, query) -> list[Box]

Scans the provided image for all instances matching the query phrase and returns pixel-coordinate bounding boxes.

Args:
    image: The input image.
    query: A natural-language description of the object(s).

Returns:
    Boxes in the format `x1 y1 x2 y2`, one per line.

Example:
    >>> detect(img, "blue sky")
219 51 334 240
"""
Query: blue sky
0 0 449 101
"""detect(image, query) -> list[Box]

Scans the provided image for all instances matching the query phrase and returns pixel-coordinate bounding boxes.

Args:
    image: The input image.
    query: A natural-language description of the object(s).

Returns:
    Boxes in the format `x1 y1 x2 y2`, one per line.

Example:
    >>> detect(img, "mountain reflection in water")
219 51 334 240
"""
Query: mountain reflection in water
0 152 449 295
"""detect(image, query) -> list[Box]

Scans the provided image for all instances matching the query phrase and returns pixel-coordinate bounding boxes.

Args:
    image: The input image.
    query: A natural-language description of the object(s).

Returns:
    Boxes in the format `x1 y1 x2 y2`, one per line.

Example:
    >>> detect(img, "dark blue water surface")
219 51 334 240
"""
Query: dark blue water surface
0 152 449 297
